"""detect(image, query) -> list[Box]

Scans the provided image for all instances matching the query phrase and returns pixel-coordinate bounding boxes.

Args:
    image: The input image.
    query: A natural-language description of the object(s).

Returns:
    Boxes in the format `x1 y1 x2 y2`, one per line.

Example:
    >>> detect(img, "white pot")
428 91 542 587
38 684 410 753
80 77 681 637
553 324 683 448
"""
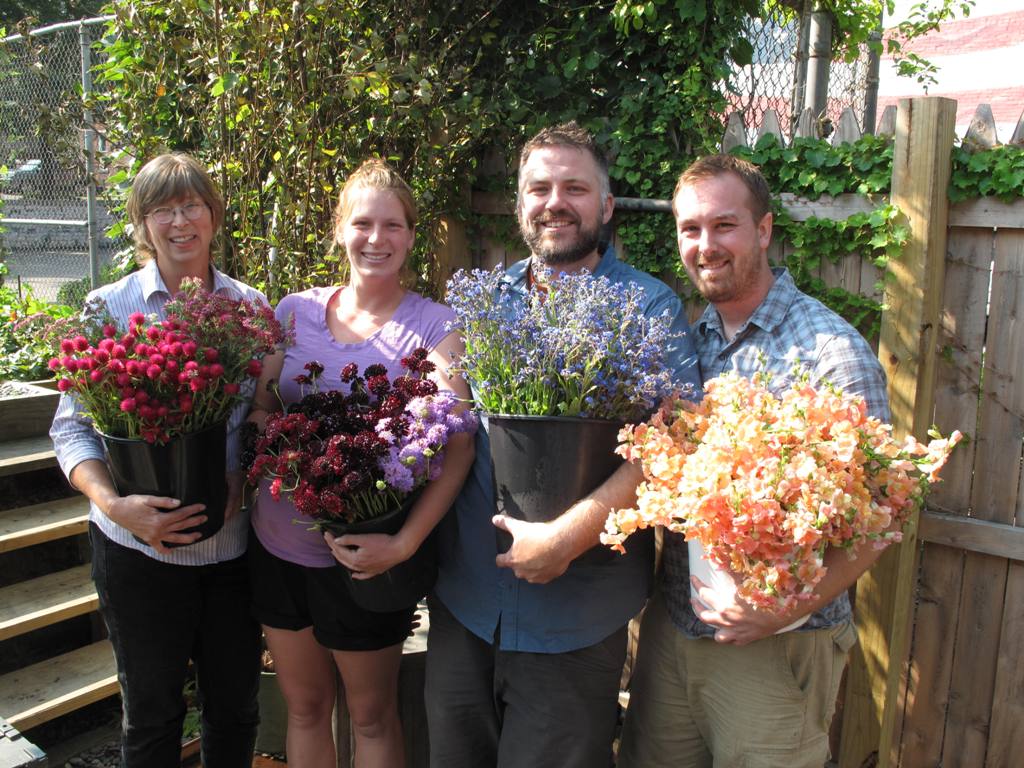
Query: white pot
687 538 809 634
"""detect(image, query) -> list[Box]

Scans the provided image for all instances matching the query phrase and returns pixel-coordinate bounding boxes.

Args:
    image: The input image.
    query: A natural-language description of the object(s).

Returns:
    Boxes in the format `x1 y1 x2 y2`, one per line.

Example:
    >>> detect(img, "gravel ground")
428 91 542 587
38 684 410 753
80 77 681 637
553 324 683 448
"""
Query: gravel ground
60 739 120 768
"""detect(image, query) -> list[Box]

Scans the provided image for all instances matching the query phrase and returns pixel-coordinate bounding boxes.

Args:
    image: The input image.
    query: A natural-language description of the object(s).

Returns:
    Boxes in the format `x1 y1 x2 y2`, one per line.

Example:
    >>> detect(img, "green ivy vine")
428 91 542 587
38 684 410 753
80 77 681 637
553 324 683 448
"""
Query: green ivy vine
772 205 908 340
733 133 893 197
949 145 1024 203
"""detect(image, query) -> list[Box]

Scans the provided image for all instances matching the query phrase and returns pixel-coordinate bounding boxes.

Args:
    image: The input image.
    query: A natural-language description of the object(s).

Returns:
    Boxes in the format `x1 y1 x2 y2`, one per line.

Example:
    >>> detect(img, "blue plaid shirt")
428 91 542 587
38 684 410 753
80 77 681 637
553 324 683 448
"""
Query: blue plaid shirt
662 268 890 638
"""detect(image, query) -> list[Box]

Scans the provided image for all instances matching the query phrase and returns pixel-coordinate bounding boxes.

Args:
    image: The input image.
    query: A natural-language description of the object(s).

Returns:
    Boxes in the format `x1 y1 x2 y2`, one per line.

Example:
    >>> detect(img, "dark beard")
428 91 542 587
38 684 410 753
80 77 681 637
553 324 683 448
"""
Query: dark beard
519 216 602 266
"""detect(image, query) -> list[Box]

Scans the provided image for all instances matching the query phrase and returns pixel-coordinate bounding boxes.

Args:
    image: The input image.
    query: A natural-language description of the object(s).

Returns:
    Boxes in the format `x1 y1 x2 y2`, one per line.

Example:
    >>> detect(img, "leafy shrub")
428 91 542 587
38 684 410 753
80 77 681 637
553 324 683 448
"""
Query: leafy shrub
0 269 75 381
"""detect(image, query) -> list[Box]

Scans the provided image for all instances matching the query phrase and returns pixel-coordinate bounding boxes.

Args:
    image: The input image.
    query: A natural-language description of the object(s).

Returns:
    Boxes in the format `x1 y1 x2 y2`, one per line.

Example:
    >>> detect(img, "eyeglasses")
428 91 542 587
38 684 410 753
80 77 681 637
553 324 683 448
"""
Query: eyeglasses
146 202 209 225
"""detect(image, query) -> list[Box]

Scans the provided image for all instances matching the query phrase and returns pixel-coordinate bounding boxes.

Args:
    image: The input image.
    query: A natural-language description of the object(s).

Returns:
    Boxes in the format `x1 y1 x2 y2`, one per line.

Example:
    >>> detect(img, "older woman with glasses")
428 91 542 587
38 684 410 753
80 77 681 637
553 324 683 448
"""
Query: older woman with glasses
50 152 264 768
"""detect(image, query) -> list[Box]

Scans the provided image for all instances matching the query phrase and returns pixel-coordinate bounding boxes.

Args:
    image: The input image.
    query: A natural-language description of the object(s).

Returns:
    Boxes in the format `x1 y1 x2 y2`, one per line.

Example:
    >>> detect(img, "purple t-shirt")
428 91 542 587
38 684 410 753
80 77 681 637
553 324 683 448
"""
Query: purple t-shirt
251 286 456 566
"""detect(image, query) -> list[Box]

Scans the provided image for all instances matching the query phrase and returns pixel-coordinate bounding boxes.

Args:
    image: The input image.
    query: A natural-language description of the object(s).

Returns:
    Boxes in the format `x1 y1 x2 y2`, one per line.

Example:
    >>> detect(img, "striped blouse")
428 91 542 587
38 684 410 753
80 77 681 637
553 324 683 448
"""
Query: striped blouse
49 259 268 565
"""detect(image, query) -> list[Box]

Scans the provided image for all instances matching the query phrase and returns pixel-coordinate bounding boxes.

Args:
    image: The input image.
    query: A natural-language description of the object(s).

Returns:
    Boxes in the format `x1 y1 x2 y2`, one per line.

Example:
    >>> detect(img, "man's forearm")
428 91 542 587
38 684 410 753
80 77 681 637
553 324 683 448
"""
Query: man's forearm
553 460 643 561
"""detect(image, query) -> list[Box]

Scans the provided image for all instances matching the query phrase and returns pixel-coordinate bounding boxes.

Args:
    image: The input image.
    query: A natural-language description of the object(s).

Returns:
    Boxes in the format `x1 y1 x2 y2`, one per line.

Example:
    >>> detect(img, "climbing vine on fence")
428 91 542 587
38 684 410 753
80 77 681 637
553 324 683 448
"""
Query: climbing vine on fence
949 144 1024 203
773 205 907 340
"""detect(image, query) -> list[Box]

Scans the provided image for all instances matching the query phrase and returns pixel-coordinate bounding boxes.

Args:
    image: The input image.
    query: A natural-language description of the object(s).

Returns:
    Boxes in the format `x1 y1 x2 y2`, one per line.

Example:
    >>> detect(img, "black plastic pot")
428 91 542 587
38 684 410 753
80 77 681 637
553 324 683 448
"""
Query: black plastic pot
100 421 227 547
487 414 624 564
324 492 436 613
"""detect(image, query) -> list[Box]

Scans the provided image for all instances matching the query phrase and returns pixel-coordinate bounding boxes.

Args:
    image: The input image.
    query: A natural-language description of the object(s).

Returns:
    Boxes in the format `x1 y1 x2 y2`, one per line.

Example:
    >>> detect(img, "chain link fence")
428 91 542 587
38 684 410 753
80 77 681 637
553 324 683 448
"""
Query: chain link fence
0 17 126 304
728 0 876 141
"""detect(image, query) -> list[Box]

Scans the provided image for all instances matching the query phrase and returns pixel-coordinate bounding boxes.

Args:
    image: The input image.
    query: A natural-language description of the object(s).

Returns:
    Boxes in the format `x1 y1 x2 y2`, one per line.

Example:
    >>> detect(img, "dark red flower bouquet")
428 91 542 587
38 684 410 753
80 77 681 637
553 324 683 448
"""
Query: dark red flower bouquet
245 349 477 532
49 278 286 444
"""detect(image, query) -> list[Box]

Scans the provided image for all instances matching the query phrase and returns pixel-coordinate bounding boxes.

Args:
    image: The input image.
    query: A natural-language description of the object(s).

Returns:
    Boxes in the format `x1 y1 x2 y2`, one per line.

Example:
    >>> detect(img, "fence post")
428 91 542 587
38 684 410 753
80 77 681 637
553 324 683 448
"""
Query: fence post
79 21 100 289
838 96 957 768
434 215 472 294
804 2 833 118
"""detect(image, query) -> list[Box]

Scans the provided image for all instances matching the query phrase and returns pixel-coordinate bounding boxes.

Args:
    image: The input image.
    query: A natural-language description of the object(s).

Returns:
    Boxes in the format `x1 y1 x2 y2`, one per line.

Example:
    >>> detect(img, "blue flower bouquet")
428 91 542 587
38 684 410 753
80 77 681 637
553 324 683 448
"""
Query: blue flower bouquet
445 265 676 421
446 265 679 548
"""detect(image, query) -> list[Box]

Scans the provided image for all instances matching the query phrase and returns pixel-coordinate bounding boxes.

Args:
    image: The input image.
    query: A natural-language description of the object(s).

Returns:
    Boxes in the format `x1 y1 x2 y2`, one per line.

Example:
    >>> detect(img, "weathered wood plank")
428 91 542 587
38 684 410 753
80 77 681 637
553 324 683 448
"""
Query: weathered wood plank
0 563 98 641
614 197 672 212
471 190 512 216
832 107 862 146
877 105 897 137
963 230 1024 527
986 561 1024 766
929 230 990 514
0 384 59 441
918 512 1024 562
840 96 957 768
1010 108 1024 146
942 227 1024 765
477 236 506 270
757 109 785 146
895 227 990 768
0 640 119 731
722 112 747 152
434 215 472 291
478 192 884 225
794 107 817 139
962 103 999 149
777 192 877 221
948 198 1024 230
820 251 863 299
0 435 58 477
0 495 89 553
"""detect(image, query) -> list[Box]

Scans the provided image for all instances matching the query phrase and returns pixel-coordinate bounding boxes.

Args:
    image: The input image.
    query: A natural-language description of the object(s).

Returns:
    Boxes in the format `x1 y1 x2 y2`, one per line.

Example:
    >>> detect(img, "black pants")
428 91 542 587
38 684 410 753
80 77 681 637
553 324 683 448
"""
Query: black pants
90 523 261 768
424 595 627 768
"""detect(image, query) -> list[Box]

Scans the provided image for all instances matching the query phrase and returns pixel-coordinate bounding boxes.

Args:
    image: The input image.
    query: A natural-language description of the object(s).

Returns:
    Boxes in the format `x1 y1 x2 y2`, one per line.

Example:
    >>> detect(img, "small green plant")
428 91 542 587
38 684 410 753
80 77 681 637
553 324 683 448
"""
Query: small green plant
56 246 139 309
182 676 201 741
0 267 75 381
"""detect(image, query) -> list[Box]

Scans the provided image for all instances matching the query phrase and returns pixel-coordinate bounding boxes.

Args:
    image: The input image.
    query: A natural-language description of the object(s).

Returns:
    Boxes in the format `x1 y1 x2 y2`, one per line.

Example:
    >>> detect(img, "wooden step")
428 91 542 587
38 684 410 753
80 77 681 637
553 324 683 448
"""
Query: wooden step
0 564 98 641
0 640 119 731
0 383 59 441
0 496 90 553
0 435 58 478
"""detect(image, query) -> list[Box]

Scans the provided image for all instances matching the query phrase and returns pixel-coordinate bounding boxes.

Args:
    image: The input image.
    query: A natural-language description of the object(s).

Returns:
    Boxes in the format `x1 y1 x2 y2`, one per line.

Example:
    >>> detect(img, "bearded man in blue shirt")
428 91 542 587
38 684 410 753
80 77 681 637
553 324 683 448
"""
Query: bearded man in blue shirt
425 122 701 768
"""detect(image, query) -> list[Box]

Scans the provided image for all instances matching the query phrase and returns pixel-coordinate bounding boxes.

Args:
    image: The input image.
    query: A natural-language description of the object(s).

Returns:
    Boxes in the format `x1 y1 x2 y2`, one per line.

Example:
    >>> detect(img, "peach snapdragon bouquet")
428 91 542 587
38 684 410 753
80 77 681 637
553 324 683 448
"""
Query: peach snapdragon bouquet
602 371 962 614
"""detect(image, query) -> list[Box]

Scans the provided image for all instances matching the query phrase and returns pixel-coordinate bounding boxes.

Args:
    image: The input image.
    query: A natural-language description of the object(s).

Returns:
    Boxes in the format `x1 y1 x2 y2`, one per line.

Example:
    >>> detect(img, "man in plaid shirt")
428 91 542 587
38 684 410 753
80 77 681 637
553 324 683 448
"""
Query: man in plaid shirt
618 155 891 768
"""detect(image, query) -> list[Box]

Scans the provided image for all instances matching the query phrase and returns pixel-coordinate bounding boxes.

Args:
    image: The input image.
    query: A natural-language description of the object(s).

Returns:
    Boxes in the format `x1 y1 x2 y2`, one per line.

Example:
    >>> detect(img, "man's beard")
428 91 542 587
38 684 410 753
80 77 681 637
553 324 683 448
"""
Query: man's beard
519 214 603 266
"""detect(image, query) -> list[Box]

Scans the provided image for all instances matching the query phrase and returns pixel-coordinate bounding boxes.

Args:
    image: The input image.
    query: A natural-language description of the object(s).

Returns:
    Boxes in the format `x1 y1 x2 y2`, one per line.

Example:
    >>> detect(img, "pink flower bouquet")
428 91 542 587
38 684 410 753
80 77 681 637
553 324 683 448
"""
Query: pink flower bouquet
49 278 286 444
602 372 962 614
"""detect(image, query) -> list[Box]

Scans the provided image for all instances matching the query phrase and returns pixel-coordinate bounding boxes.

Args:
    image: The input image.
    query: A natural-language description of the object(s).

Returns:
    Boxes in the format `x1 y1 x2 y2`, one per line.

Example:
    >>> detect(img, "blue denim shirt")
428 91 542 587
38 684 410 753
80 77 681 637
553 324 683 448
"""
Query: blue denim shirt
433 247 701 652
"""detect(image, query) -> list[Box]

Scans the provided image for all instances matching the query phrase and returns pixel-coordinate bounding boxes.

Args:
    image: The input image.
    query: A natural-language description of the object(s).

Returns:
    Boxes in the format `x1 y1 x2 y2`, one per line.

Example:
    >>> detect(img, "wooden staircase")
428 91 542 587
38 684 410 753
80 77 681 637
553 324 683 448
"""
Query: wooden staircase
0 384 119 733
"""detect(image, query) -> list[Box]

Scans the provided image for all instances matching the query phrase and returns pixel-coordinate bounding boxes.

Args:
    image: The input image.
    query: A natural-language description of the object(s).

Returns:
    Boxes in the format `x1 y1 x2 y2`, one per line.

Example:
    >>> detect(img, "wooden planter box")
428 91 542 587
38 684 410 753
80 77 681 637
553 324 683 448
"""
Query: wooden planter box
0 382 60 441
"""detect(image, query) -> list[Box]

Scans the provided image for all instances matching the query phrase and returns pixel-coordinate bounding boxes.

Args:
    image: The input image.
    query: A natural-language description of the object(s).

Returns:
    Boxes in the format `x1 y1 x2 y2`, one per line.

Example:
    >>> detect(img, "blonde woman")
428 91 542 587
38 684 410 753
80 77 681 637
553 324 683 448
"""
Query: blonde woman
247 158 474 767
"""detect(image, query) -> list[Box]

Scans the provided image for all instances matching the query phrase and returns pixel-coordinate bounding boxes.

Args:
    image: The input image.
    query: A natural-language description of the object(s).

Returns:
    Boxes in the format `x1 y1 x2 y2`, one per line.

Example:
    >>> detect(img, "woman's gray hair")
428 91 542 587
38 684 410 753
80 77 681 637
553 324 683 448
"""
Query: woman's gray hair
126 152 225 263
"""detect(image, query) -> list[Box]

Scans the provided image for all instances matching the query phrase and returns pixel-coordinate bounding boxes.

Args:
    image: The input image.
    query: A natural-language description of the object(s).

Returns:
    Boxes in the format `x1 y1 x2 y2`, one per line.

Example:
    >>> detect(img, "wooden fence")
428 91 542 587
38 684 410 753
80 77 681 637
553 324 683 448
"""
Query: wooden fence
454 96 1024 767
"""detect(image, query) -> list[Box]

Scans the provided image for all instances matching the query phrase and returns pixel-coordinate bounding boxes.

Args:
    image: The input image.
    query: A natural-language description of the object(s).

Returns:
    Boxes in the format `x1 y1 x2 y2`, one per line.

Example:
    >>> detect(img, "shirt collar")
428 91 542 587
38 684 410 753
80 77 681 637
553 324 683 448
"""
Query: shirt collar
504 245 619 293
697 266 797 340
139 258 231 302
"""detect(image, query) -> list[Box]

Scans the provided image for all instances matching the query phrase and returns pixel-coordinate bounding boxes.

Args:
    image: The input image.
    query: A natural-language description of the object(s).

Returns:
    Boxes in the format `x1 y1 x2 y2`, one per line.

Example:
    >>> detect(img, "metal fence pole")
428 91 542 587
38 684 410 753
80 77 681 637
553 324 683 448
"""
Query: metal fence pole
862 18 883 135
79 21 100 289
804 2 833 118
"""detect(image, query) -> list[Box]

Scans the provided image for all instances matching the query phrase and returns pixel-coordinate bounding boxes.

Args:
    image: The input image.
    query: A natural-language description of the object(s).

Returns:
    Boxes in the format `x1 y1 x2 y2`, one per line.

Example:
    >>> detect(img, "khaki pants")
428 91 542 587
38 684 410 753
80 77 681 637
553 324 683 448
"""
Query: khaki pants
618 591 857 768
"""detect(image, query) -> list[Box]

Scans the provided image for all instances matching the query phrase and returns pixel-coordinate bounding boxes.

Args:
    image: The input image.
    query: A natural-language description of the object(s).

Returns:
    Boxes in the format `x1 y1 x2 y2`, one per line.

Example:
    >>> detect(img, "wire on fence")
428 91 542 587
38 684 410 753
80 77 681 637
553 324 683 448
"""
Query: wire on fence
0 17 127 304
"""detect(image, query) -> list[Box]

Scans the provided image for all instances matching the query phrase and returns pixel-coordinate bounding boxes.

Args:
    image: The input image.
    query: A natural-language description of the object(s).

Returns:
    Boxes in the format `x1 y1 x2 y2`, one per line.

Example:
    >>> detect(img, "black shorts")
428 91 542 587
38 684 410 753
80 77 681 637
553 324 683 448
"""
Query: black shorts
248 531 414 651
